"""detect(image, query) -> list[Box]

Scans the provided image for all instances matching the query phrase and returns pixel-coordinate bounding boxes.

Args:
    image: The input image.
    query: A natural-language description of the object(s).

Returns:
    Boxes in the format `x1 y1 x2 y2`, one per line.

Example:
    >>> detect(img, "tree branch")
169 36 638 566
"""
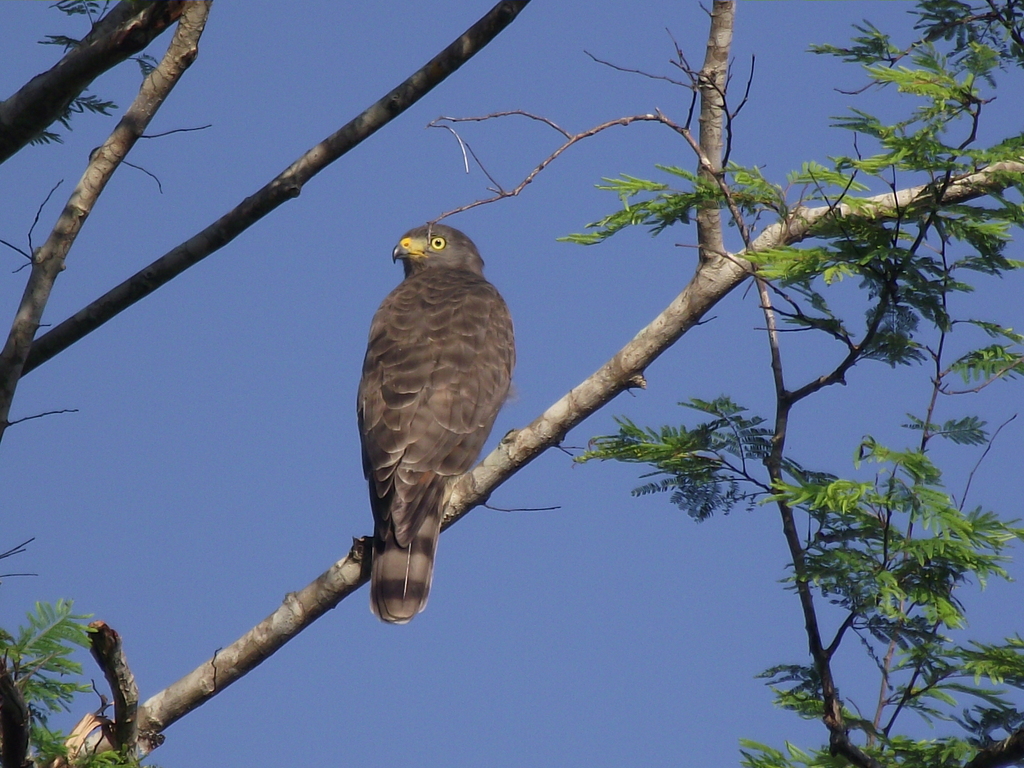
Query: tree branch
88 621 139 755
0 1 186 164
694 0 732 264
429 112 665 220
21 0 531 379
755 160 1024 252
0 659 30 768
135 538 372 753
964 727 1024 768
0 1 211 440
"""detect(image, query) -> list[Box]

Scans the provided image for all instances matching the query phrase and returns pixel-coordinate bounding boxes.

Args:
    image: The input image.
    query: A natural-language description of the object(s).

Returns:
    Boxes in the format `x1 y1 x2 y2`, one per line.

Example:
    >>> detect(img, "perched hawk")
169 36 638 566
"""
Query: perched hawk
357 224 515 623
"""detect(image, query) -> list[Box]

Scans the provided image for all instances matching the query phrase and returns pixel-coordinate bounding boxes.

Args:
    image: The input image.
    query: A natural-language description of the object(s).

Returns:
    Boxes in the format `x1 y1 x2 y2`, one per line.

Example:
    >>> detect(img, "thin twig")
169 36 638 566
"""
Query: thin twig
0 539 34 561
583 50 692 88
434 124 471 173
122 160 163 193
0 240 30 261
28 179 65 256
4 408 79 427
483 502 561 512
432 109 572 138
140 124 212 139
959 414 1017 511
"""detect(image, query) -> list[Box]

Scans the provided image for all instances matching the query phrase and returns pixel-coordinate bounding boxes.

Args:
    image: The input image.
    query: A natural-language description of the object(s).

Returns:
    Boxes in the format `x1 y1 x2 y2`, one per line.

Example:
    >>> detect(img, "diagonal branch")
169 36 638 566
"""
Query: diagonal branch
755 160 1024 252
135 201 753 754
135 538 372 753
0 1 186 164
21 0 531 379
0 1 211 441
964 727 1024 768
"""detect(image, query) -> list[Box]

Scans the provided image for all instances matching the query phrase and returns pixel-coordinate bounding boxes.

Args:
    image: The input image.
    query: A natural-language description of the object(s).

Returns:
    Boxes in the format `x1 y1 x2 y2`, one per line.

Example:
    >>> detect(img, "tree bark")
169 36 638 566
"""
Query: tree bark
0 1 186 164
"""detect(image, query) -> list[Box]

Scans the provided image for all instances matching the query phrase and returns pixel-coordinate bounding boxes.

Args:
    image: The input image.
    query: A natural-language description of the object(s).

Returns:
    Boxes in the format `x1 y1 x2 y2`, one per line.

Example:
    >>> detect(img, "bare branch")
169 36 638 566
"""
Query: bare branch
583 50 692 88
959 413 1017 511
21 0 532 379
430 113 667 220
0 2 211 441
694 0 731 263
140 123 212 139
88 621 139 755
0 1 186 164
4 408 79 427
136 538 373 752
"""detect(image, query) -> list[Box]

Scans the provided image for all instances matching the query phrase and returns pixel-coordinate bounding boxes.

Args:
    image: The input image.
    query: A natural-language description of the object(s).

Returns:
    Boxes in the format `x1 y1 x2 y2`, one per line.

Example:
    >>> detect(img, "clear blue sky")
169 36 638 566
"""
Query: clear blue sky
2 3 1022 766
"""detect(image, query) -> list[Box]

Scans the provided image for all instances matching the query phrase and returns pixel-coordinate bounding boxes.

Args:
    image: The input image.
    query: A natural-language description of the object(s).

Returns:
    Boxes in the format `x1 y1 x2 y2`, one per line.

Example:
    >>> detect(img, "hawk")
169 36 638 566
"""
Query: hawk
357 224 515 623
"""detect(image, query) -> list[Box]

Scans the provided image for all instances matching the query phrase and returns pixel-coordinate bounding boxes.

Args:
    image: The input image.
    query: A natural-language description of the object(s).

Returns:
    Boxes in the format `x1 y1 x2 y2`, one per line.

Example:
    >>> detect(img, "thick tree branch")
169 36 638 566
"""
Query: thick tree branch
0 1 185 165
0 1 210 440
21 0 531 378
964 728 1024 768
89 621 139 755
136 216 752 754
135 538 372 753
755 160 1024 252
0 660 30 768
694 0 732 263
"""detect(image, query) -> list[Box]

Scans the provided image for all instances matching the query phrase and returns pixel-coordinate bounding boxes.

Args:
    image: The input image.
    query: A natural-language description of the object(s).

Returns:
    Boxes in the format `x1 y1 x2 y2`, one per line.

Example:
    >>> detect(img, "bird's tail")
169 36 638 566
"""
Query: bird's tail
370 511 442 624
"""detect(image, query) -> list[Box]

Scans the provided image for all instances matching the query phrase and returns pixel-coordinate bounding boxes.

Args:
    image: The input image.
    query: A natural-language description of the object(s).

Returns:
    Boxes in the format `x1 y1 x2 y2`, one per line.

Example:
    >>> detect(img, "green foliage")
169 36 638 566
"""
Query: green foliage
29 93 119 147
0 600 147 767
3 600 92 721
50 1 106 18
573 2 1024 767
577 397 774 520
31 1 158 145
559 164 783 245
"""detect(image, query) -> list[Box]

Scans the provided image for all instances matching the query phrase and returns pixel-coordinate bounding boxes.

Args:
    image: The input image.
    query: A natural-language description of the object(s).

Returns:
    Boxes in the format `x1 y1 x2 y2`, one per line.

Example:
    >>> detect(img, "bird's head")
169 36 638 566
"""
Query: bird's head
392 224 485 277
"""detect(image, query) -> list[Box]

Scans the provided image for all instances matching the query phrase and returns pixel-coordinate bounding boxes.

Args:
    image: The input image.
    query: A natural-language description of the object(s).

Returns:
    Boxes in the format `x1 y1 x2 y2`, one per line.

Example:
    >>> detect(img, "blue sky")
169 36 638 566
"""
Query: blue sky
2 2 1023 767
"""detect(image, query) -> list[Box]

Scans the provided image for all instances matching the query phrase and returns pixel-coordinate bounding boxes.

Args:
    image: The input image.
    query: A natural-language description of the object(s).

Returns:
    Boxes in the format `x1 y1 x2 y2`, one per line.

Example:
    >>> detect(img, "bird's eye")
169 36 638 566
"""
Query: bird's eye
430 236 447 250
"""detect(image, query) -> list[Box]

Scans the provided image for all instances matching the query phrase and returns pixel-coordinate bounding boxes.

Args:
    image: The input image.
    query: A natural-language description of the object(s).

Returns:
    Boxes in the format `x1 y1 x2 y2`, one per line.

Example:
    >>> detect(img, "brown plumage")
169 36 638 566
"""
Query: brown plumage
357 224 515 623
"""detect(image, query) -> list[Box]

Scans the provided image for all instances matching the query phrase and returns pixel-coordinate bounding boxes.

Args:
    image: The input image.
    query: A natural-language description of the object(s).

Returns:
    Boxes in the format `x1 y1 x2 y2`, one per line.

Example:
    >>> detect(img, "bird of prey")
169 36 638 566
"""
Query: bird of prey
357 224 515 623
